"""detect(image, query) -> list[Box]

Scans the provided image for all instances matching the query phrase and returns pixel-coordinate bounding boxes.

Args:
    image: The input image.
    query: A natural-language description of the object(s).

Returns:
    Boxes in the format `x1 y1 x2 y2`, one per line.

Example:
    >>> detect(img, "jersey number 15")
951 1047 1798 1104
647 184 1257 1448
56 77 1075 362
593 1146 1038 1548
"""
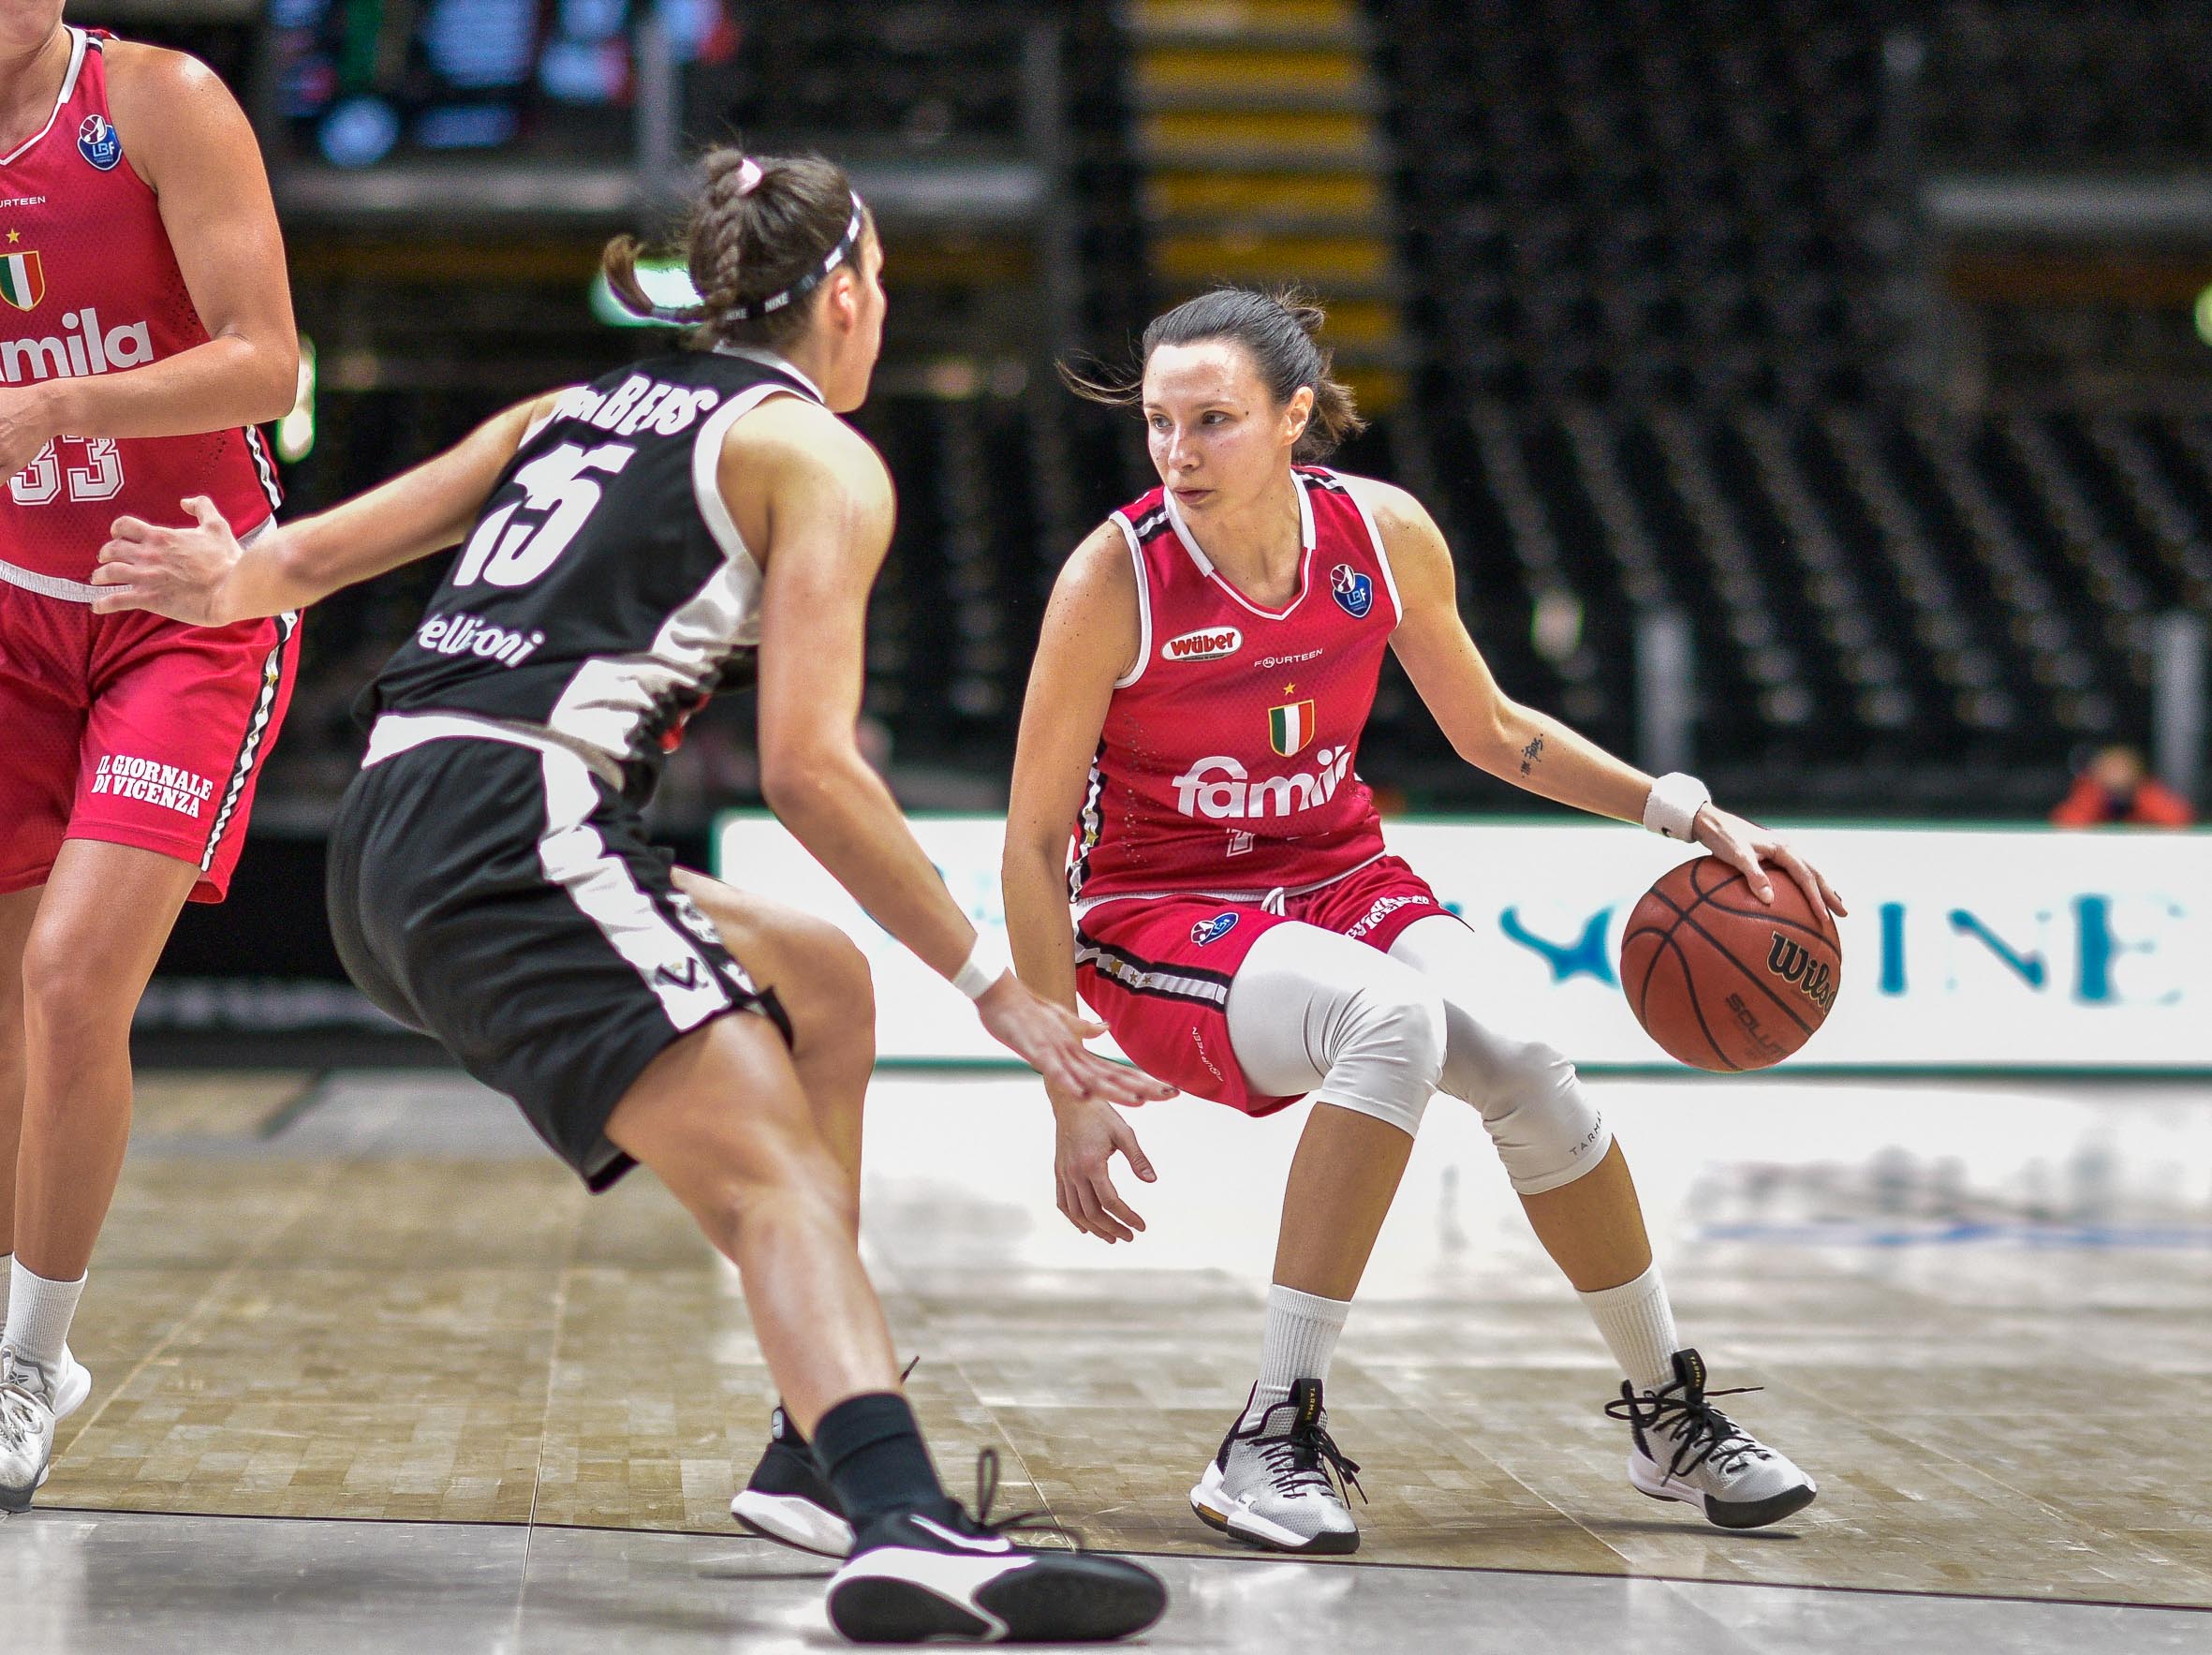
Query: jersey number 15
451 440 634 589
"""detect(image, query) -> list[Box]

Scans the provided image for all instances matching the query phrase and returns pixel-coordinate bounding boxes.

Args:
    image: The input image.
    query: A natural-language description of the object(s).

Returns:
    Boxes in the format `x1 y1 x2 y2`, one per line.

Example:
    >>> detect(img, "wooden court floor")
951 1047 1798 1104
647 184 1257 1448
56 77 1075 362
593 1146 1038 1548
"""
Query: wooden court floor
37 1069 2212 1612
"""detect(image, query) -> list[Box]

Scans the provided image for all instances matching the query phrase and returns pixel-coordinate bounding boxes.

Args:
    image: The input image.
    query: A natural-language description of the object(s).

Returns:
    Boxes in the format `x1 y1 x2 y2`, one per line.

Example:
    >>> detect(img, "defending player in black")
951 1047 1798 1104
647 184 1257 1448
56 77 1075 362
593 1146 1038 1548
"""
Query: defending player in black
88 150 1171 1645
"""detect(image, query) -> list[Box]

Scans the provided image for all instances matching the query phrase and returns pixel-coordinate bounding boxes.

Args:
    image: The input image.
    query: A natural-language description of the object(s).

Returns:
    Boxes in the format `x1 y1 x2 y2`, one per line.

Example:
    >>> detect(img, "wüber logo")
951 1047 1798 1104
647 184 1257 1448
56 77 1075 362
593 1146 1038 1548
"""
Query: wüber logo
0 304 155 384
1190 912 1238 946
1172 748 1353 820
1766 934 1836 1012
1161 626 1242 663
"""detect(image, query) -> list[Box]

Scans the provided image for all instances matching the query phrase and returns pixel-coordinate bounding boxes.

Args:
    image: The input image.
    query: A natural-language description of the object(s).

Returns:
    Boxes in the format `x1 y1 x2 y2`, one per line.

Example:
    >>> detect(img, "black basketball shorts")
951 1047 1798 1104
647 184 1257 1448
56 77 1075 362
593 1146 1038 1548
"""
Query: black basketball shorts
327 715 789 1190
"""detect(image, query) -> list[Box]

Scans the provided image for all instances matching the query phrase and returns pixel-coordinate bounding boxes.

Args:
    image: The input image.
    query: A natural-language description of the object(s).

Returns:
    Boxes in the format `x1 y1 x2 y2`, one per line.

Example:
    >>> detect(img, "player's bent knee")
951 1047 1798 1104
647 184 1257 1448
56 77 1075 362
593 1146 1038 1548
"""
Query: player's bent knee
17 933 134 1049
1324 979 1447 1137
804 924 876 1048
1475 1041 1613 1195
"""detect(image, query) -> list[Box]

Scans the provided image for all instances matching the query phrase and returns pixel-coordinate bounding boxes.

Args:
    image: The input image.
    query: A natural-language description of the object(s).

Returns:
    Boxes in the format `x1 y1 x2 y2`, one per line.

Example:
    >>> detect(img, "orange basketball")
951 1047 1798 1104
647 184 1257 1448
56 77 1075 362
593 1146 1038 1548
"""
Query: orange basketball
1619 855 1841 1071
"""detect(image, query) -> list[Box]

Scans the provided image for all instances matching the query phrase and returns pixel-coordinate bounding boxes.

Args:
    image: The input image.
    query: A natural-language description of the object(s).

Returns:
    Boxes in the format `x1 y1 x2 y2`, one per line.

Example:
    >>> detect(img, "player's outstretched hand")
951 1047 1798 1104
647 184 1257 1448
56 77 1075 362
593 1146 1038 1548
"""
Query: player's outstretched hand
91 496 245 624
1050 1087 1156 1244
974 972 1177 1108
1692 804 1848 922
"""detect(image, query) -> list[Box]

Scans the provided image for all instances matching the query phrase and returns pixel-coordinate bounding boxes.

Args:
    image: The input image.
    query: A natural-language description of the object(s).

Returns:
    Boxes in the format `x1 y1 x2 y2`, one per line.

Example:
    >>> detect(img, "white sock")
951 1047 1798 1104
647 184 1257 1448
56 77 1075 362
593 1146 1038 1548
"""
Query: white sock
3 1259 86 1381
1578 1260 1679 1395
1242 1284 1350 1428
0 1253 10 1326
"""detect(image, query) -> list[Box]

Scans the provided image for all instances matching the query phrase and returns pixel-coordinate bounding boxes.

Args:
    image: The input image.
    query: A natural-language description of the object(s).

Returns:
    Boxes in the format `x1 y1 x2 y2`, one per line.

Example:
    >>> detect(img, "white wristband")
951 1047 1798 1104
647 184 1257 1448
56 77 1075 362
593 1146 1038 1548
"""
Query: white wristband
1642 772 1711 841
951 933 1009 1001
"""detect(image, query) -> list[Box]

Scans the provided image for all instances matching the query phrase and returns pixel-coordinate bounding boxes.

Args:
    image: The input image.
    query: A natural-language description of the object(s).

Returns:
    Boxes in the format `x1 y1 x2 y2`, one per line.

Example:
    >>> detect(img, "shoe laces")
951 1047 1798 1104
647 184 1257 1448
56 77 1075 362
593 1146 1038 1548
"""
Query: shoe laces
948 1446 1086 1552
1237 1396 1365 1506
1606 1370 1770 1481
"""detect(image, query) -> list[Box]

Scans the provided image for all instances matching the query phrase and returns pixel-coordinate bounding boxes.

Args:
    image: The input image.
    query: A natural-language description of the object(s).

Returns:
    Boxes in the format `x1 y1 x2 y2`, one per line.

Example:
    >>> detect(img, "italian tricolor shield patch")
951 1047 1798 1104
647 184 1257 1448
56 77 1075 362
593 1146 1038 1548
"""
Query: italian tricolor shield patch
0 250 43 311
1269 699 1316 757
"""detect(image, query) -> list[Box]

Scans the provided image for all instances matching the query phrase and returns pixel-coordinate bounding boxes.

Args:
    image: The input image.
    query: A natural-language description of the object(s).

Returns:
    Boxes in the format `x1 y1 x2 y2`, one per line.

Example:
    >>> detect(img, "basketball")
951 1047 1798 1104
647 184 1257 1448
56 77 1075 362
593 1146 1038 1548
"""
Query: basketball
1620 855 1841 1071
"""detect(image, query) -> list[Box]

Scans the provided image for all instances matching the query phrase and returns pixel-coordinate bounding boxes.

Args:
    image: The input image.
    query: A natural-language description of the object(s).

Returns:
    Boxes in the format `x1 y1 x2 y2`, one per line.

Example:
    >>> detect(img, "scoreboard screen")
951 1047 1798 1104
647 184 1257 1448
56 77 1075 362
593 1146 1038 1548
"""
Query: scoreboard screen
270 0 735 168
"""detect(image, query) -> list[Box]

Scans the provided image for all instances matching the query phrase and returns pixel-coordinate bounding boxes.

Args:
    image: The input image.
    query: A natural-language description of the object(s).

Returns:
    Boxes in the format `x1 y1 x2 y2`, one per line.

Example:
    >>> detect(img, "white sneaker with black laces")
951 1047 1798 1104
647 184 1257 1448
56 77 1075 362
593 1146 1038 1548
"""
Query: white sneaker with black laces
826 1450 1167 1644
0 1347 73 1514
1189 1378 1364 1555
730 1405 854 1558
1608 1349 1818 1530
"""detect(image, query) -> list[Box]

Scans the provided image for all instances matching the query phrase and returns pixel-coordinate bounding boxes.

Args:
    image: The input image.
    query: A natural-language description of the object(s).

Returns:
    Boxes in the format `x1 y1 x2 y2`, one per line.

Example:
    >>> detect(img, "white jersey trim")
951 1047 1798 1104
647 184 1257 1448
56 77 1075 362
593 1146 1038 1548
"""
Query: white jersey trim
1160 475 1318 623
1070 848 1390 919
0 516 273 605
1336 473 1405 628
530 375 805 766
1109 510 1152 688
2 29 86 166
712 344 826 404
543 552 759 759
690 380 804 571
361 710 626 789
0 560 97 602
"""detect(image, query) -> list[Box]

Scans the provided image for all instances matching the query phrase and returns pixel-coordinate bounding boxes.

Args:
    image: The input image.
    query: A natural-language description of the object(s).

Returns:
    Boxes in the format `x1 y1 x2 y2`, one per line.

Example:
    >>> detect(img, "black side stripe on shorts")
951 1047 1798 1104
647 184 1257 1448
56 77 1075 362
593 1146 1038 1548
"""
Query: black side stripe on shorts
1073 934 1233 1009
243 424 284 511
1068 741 1107 904
200 610 298 872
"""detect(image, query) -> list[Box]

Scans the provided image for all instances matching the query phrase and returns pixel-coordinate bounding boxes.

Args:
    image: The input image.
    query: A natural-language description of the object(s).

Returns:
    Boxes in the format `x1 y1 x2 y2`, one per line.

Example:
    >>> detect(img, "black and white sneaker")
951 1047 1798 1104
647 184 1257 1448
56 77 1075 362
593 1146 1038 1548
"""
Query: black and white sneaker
826 1450 1168 1645
1606 1349 1818 1530
731 1406 854 1558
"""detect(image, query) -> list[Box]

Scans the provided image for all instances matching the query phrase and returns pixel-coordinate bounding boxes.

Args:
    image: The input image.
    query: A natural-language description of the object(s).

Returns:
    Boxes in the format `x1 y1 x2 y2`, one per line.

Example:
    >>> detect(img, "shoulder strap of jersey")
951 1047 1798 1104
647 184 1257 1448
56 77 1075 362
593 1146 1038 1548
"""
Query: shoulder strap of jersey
1301 466 1405 628
1106 487 1166 689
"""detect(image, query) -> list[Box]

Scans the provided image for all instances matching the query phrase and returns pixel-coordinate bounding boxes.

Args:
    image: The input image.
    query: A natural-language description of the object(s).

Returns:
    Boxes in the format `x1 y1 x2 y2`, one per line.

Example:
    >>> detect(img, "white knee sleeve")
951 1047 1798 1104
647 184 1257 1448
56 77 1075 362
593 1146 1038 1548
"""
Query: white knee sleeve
1388 916 1612 1194
1225 922 1445 1137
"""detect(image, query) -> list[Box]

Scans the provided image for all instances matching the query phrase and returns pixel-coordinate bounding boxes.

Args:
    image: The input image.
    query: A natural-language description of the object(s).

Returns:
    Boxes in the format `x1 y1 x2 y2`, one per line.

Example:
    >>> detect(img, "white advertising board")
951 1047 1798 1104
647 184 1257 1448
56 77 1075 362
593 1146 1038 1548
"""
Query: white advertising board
713 816 2212 1071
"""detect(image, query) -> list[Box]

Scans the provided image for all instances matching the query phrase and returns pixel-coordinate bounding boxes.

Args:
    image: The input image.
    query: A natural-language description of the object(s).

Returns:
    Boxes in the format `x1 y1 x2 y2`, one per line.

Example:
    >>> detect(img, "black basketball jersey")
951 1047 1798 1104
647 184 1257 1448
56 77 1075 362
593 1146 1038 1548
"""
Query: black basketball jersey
362 347 820 790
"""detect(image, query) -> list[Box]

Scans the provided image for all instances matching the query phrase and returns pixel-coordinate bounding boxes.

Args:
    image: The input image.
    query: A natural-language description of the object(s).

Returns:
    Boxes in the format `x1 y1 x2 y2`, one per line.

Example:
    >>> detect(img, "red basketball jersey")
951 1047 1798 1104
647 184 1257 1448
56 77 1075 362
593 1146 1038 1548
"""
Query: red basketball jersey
1069 465 1402 905
0 28 280 582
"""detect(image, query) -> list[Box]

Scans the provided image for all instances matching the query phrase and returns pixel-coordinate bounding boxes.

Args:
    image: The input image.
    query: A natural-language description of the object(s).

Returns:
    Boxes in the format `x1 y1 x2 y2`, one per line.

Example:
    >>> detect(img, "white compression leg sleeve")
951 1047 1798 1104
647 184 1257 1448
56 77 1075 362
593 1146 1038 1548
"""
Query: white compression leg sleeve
1223 921 1446 1137
1387 915 1612 1194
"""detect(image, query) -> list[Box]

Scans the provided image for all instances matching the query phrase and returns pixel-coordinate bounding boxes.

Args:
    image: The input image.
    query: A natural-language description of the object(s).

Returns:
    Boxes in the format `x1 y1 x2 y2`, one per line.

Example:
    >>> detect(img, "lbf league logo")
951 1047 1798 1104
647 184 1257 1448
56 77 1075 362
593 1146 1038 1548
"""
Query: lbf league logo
1269 698 1317 757
1329 562 1372 619
78 113 122 171
0 249 43 311
1190 912 1239 946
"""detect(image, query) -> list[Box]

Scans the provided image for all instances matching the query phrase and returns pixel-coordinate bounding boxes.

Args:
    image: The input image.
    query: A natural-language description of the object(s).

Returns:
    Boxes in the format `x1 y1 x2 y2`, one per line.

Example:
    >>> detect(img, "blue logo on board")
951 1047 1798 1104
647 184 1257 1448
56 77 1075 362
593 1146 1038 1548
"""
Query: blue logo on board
1329 562 1373 620
1190 912 1239 947
77 113 122 171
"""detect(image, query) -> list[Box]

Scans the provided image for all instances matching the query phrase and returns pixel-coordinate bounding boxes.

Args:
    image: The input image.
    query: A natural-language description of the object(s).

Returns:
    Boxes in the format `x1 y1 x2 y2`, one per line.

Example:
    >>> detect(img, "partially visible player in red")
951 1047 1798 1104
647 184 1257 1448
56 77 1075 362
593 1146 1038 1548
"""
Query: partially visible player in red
1006 288 1847 1553
0 12 297 1505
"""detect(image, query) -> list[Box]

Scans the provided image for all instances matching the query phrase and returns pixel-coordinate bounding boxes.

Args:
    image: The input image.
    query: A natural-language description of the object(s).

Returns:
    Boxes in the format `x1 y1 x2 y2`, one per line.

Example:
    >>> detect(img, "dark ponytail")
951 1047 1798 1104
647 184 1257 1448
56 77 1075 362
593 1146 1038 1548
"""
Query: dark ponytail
601 149 871 349
1061 285 1365 461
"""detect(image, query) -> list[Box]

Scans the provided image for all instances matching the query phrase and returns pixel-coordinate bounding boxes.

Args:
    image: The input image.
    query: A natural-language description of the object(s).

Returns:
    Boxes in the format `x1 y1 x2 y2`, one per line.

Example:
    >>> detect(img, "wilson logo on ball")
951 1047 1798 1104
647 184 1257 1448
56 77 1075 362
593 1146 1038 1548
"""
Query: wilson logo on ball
1766 935 1836 1011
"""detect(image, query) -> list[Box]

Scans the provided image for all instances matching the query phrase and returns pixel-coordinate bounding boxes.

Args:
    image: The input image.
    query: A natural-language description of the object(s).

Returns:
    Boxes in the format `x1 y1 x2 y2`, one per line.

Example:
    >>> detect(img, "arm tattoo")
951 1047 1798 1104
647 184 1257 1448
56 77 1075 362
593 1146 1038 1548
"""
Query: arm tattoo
1519 732 1545 776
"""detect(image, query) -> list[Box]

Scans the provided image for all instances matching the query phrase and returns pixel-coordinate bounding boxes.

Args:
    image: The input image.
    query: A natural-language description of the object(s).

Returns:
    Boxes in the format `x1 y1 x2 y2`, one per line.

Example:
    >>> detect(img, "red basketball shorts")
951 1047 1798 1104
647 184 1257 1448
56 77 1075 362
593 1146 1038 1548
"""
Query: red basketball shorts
0 576 299 904
1073 854 1460 1116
